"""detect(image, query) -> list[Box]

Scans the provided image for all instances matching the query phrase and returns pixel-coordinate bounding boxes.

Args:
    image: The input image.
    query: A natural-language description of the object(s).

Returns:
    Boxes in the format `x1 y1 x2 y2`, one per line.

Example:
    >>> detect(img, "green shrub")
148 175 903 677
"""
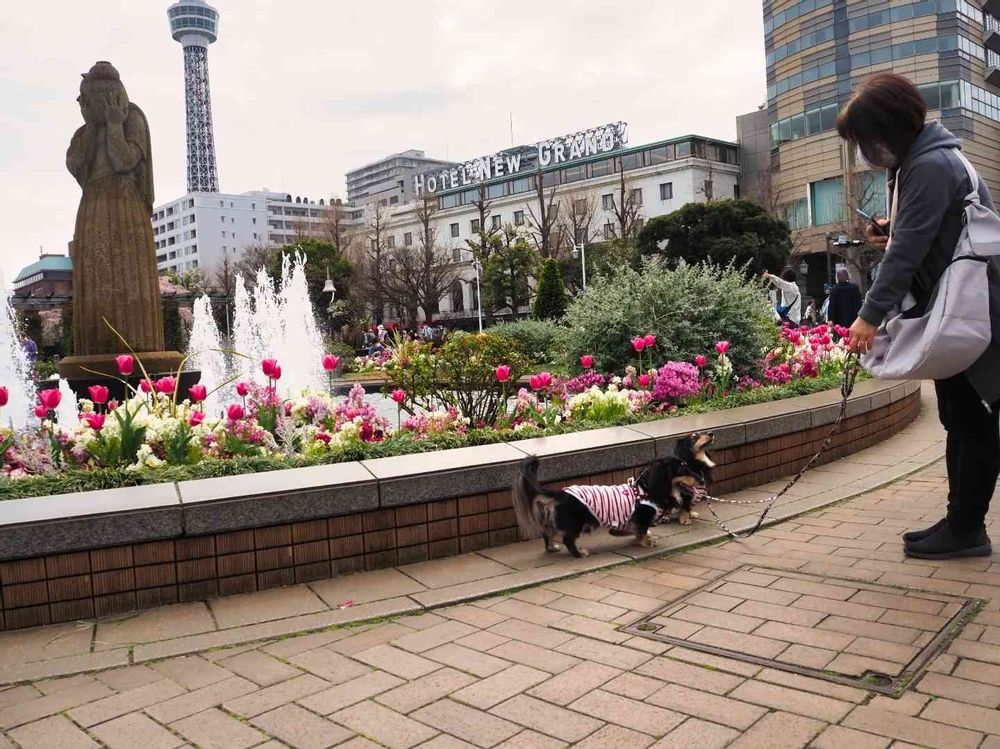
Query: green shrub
560 259 777 374
533 259 568 320
490 319 563 365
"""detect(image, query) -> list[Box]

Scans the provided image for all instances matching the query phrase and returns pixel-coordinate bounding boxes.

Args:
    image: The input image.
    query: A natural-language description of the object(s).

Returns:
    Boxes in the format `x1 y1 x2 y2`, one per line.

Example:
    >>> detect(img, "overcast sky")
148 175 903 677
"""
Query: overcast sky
0 1 766 283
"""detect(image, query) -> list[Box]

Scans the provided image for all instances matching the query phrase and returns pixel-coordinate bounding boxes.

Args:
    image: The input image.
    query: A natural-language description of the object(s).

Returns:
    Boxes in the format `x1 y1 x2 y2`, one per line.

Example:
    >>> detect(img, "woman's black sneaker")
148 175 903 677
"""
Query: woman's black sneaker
903 518 947 544
904 524 992 560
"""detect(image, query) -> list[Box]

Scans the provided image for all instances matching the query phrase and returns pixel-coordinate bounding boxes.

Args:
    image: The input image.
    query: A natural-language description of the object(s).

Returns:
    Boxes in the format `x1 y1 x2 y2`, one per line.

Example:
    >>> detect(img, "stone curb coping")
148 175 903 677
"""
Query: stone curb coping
0 379 918 562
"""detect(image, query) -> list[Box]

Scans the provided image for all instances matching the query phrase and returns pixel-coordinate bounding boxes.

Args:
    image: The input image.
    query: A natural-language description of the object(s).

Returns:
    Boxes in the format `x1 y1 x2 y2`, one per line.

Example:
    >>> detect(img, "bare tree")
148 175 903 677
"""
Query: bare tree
833 143 886 290
314 199 355 256
607 159 643 240
213 252 237 297
469 183 498 258
526 172 560 258
696 161 716 201
234 240 275 285
557 192 598 249
360 202 391 324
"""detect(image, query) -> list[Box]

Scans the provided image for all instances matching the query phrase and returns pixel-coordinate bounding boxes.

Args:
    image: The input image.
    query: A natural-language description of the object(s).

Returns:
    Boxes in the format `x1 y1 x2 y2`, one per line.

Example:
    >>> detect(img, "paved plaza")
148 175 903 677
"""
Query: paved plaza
0 386 998 748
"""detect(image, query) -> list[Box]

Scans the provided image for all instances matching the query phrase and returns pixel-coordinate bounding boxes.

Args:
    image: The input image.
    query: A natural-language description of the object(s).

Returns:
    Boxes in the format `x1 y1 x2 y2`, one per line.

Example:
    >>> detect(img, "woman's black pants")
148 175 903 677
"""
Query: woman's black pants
935 373 1000 532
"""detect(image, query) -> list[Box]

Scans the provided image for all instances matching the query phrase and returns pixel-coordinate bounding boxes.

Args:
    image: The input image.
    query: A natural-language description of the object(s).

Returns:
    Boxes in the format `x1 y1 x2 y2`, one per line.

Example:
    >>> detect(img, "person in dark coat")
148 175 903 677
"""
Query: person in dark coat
827 269 863 328
840 73 1000 560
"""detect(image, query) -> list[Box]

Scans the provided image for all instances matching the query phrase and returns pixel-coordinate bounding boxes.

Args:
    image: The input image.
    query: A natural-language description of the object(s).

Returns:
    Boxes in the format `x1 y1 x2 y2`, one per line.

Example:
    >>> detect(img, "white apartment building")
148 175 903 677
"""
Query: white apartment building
373 126 740 322
150 191 363 276
346 149 456 207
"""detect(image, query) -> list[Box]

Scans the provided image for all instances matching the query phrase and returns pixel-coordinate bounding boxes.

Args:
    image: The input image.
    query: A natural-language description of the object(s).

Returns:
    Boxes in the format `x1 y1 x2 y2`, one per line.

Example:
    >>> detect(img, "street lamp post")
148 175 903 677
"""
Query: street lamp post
470 255 483 333
571 242 587 289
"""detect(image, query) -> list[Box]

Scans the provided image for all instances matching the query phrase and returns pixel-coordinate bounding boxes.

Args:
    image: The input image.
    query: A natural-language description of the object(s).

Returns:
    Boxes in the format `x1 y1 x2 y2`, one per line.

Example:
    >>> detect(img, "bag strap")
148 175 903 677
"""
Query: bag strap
953 149 982 205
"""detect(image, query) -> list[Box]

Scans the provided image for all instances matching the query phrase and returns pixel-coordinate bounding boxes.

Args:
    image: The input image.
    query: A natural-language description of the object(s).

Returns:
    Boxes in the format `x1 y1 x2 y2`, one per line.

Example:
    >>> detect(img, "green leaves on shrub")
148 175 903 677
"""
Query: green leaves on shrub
490 319 564 365
533 259 568 321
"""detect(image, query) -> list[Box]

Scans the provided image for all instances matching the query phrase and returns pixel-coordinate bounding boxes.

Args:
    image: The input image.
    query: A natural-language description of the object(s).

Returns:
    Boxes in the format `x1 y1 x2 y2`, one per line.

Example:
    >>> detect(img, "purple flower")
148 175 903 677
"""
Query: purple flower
652 361 701 403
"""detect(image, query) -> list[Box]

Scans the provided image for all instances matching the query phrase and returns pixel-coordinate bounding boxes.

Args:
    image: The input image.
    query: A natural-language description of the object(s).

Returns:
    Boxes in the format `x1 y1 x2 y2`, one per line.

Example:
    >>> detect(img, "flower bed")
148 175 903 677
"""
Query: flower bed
0 324 860 500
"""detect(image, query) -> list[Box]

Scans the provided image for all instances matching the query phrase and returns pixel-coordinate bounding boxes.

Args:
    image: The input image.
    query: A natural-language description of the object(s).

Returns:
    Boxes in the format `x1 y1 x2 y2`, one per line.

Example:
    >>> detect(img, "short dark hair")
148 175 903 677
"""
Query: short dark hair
837 73 927 165
781 268 798 283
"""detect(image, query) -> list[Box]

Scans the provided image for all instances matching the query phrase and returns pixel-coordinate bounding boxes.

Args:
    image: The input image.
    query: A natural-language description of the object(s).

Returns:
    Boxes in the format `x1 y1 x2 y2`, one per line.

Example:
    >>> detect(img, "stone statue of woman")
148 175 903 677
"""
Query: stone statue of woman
60 61 182 380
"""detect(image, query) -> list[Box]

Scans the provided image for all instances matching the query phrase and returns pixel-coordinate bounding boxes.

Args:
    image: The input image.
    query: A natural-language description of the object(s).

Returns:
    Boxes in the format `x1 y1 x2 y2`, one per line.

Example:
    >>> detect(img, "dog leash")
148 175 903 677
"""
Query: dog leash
698 354 862 540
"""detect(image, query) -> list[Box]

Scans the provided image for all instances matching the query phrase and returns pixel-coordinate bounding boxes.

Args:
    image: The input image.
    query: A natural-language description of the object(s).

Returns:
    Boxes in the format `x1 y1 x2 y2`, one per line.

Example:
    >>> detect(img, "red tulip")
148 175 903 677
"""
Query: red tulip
34 405 49 419
84 413 105 432
88 385 109 404
189 411 205 427
644 334 657 348
530 372 552 390
638 374 651 388
695 355 707 367
529 375 541 390
235 382 250 397
226 403 245 421
154 377 177 395
715 341 731 355
390 389 406 404
0 387 8 407
315 432 332 444
261 358 279 378
495 365 511 383
188 384 207 403
140 379 153 393
322 354 340 371
115 355 134 376
38 389 61 409
631 337 646 352
271 365 282 381
580 355 593 369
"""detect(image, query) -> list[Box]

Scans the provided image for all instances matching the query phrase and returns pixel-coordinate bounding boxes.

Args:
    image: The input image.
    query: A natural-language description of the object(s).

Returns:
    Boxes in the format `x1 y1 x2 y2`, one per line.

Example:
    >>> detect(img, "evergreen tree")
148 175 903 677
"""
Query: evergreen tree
533 258 568 320
162 302 186 353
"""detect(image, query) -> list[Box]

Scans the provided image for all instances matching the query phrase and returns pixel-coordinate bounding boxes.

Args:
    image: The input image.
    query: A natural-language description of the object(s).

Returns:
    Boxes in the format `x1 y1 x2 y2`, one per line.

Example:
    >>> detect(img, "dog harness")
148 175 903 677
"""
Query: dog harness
563 483 656 528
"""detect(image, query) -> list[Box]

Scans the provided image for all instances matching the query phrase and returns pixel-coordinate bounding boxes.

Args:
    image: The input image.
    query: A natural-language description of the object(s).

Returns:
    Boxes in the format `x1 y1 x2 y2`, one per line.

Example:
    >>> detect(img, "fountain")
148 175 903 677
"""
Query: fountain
0 273 35 429
186 295 230 413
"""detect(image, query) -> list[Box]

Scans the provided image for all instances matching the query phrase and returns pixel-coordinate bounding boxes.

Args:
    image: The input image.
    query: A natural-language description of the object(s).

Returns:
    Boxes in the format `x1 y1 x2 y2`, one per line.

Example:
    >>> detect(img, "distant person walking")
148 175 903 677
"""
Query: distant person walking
827 269 863 328
762 269 801 325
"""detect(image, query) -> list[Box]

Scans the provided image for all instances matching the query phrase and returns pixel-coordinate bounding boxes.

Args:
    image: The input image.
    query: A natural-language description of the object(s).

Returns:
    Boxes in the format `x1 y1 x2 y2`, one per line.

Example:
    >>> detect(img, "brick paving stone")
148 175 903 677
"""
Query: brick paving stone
818 616 921 645
0 682 114 729
687 626 787 658
953 657 1000 685
217 649 303 686
353 645 441 679
671 605 765 634
624 635 672 656
526 662 622 706
727 711 825 749
648 717 738 749
392 621 477 653
842 705 982 749
494 729 567 749
844 637 919 665
261 630 352 659
768 577 855 602
438 604 509 630
877 609 949 631
683 591 743 612
647 572 708 591
489 694 602 743
646 683 766 730
512 587 562 606
728 570 781 586
488 619 576 649
144 676 257 723
416 736 475 749
451 664 549 710
810 725 891 749
731 599 826 627
0 686 40 712
375 668 475 714
330 623 419 656
287 647 372 684
948 639 1000 665
778 643 837 669
8 714 99 749
825 653 905 678
551 614 633 644
714 582 799 605
95 665 165 692
756 621 856 651
456 631 510 652
600 591 666 613
570 689 682 737
327 739 382 749
411 698 521 748
663 645 762 678
548 596 628 622
601 672 665 700
868 692 930 717
90 712 186 749
151 656 232 690
69 679 186 728
299 670 404 715
223 674 331 718
755 668 867 703
424 643 512 677
490 598 567 626
636 655 743 693
171 707 267 749
920 696 1000 734
334 700 438 748
573 723 655 749
791 595 885 621
31 674 94 696
489 641 581 674
555 636 651 670
251 703 354 749
729 680 852 723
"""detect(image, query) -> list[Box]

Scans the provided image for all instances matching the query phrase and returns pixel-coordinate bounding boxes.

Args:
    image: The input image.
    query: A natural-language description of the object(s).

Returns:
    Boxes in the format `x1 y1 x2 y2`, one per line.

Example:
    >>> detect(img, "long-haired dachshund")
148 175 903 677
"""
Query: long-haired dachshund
512 432 715 557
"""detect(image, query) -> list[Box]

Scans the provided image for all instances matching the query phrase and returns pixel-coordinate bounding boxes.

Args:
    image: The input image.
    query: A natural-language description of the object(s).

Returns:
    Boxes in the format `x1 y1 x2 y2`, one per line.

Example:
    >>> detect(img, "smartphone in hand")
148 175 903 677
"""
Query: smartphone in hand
855 208 887 236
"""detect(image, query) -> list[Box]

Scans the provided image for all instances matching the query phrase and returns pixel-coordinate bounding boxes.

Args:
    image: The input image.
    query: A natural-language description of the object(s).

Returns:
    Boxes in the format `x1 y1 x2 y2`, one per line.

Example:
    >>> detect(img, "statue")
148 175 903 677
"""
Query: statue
59 62 184 382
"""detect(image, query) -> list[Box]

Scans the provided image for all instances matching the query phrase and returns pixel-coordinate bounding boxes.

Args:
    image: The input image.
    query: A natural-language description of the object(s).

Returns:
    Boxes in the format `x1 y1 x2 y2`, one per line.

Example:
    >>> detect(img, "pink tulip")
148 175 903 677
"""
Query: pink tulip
0 387 8 407
140 379 153 393
262 358 279 378
390 389 406 404
638 374 651 388
115 355 134 376
226 403 245 421
87 385 109 404
322 354 340 371
34 405 49 419
188 384 207 403
38 389 61 409
695 355 707 368
715 341 731 355
189 411 205 427
107 400 120 411
495 365 511 383
644 334 657 348
271 365 282 381
236 381 250 397
315 432 332 444
580 355 593 369
631 337 646 353
154 377 177 395
84 413 105 432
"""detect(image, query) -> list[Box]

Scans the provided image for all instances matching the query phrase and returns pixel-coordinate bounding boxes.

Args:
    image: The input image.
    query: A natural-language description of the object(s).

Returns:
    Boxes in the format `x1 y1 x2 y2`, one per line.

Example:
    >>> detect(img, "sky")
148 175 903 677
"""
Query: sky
0 0 766 283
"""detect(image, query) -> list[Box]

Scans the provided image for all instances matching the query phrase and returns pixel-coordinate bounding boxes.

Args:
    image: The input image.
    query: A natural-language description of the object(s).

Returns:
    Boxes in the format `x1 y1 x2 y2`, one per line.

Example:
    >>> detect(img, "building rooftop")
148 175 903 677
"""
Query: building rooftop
13 255 72 284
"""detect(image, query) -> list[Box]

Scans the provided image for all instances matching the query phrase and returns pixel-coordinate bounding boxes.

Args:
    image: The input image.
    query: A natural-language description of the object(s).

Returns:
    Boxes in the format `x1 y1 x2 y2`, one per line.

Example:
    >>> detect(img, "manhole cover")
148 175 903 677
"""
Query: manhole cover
620 565 981 696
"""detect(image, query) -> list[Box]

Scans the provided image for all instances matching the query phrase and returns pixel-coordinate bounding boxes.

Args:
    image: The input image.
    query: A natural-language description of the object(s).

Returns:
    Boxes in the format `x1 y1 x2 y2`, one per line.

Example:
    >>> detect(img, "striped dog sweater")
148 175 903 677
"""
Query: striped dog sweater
563 483 647 528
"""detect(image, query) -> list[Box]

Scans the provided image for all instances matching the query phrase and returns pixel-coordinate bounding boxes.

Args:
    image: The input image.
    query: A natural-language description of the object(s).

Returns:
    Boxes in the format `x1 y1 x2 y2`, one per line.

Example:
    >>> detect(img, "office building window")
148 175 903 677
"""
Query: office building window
783 198 810 230
404 232 413 247
220 215 225 223
252 217 257 225
471 219 480 234
810 177 845 226
573 198 588 213
513 210 524 226
390 195 399 205
574 227 588 243
630 188 643 206
450 223 460 237
491 215 502 230
659 183 673 200
603 223 615 239
602 193 614 211
386 235 395 249
734 184 741 198
452 247 461 262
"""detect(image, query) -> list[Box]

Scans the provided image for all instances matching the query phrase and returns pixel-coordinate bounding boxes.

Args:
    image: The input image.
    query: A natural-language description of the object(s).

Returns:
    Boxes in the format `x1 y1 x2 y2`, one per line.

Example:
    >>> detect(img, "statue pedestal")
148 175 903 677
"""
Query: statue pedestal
58 352 197 404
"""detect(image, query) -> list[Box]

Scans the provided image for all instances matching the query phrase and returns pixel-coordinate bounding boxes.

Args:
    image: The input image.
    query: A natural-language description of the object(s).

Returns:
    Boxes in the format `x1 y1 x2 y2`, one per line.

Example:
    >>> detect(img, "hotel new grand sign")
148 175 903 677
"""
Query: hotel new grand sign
414 122 628 196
